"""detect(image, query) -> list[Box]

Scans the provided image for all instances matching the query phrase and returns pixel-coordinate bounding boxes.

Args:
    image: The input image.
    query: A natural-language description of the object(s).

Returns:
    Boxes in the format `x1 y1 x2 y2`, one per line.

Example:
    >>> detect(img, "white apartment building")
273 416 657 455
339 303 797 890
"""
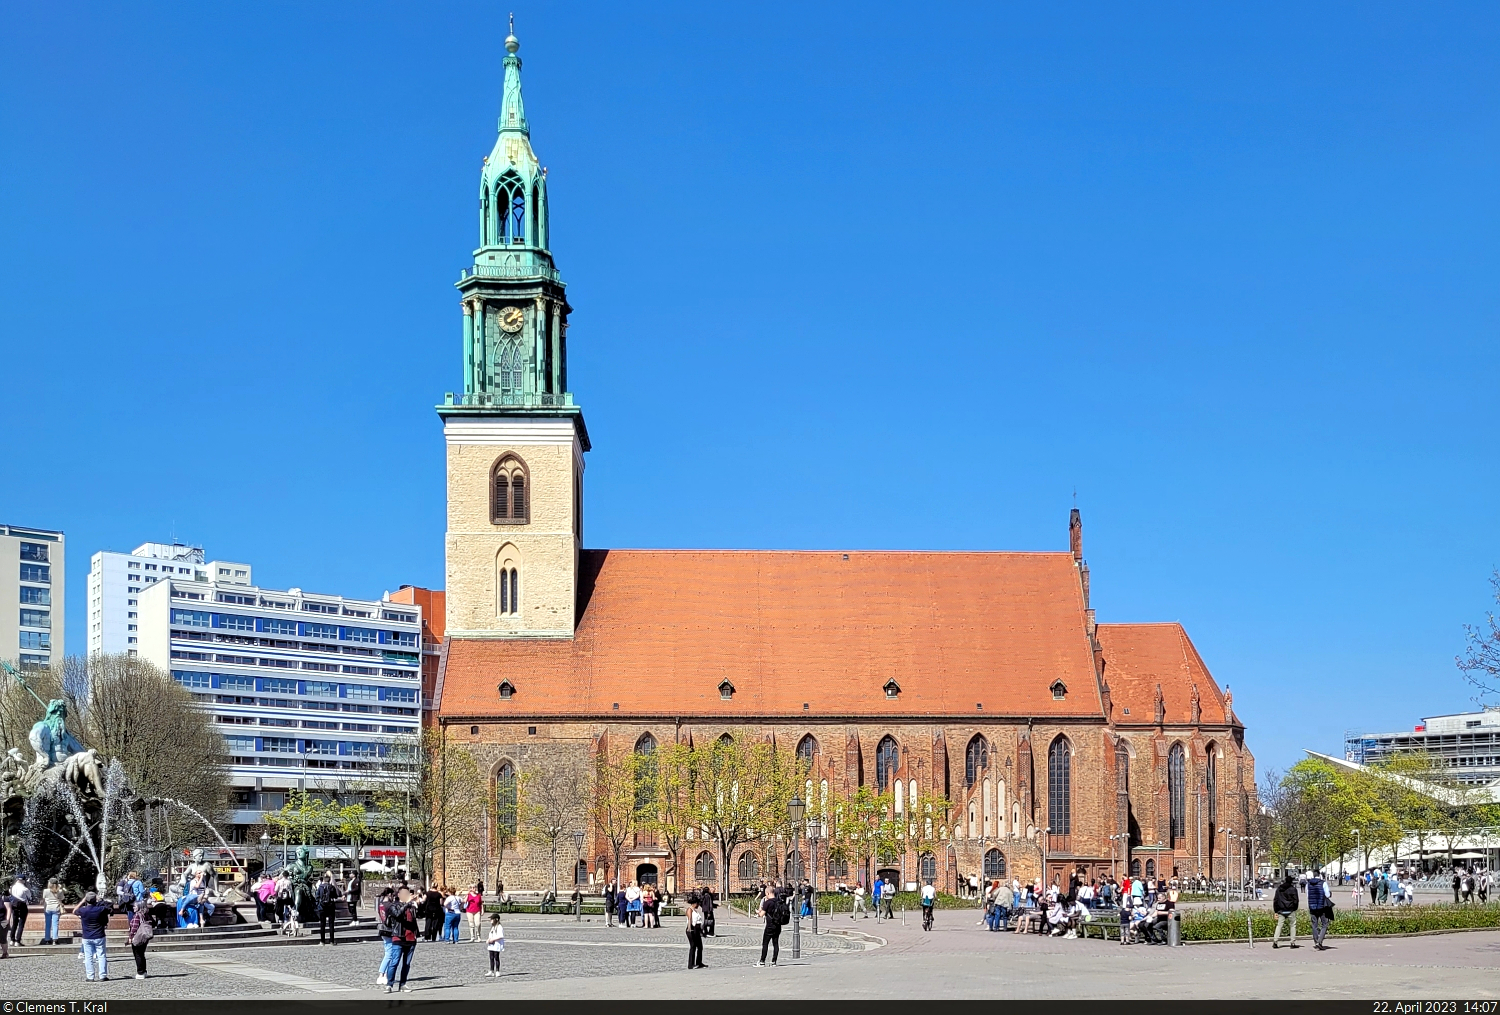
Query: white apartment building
1 523 65 668
87 543 251 656
136 572 423 839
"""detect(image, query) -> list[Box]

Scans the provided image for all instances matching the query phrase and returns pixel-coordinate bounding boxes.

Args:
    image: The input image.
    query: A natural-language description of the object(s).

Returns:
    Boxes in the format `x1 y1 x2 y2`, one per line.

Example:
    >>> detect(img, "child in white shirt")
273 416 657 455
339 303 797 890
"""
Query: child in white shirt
485 915 505 975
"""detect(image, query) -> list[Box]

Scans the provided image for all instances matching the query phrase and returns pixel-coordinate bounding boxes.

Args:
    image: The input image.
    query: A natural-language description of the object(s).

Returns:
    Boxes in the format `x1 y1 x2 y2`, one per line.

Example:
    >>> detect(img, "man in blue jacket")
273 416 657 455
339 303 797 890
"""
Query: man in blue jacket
1306 873 1334 950
74 892 112 981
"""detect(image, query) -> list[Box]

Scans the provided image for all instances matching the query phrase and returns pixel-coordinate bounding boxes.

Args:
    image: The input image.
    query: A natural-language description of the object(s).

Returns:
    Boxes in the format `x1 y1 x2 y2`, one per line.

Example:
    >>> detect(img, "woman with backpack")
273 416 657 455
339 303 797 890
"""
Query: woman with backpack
1271 873 1300 949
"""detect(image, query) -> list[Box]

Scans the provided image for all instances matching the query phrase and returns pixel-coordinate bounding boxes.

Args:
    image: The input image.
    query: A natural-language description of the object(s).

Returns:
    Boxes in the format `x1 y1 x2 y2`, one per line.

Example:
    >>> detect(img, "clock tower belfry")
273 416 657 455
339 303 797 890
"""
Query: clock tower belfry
439 24 588 640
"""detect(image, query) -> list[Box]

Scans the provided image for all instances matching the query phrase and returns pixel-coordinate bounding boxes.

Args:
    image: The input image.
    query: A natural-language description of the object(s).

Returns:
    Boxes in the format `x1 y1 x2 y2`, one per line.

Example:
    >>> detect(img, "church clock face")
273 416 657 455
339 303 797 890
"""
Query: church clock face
498 306 525 333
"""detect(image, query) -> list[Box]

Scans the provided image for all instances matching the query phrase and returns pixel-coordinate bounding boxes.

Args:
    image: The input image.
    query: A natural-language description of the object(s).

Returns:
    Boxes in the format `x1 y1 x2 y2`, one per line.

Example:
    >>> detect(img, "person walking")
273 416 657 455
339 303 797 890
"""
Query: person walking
851 881 868 919
484 914 505 976
465 885 484 942
127 899 154 979
701 885 716 936
375 888 397 987
1452 871 1462 904
384 886 420 993
1271 872 1300 949
604 882 617 927
685 892 706 969
442 888 463 943
315 873 339 945
871 878 883 921
1307 872 1334 950
883 876 896 920
8 878 30 946
756 884 784 966
74 892 112 981
40 880 62 945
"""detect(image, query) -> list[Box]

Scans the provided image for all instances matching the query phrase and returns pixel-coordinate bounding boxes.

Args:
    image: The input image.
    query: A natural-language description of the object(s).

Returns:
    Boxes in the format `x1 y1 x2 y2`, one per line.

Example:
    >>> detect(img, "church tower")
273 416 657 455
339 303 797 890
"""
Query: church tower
439 24 588 640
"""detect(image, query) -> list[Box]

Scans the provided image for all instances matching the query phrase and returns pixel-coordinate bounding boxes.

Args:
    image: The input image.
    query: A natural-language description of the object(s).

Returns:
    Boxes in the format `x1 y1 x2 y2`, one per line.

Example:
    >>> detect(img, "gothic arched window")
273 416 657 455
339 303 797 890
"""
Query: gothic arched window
482 190 491 245
737 851 759 883
1205 744 1219 829
1168 743 1187 845
694 851 716 884
496 761 518 836
965 735 989 788
796 735 818 768
495 338 524 396
875 736 899 793
498 566 519 616
634 733 658 812
919 852 937 881
983 848 1007 879
491 455 529 524
510 187 527 243
1047 737 1071 836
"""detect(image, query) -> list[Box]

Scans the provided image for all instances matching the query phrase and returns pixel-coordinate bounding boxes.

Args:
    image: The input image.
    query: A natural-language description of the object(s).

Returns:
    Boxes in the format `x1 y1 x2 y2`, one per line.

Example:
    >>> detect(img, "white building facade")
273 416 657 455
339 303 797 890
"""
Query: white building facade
88 542 251 656
136 573 423 839
1 523 65 668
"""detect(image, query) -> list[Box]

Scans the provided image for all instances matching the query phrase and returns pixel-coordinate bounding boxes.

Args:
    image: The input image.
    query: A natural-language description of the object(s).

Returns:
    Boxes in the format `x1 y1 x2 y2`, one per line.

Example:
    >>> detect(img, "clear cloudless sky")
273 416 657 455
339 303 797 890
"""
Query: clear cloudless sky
2 2 1497 775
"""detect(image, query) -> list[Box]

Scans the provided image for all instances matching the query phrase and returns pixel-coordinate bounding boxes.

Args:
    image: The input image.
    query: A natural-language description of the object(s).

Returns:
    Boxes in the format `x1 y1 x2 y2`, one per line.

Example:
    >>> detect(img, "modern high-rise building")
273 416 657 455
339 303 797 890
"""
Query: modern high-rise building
88 543 251 656
1 523 65 668
135 572 423 839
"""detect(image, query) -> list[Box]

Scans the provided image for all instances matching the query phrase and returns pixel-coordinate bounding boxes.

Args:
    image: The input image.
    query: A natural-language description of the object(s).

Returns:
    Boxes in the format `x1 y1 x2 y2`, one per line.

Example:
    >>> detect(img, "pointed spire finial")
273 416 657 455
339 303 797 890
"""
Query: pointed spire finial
505 12 519 53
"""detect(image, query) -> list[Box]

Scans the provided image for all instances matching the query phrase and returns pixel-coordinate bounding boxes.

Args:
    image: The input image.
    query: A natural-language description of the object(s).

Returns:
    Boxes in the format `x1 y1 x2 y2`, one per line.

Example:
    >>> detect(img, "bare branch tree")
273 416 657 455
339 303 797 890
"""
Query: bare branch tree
1458 570 1500 701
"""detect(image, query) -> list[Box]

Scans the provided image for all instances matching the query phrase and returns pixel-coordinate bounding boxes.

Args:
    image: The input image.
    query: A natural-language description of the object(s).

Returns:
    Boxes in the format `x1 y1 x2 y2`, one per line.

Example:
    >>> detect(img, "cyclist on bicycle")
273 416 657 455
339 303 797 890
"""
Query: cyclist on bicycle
920 880 936 931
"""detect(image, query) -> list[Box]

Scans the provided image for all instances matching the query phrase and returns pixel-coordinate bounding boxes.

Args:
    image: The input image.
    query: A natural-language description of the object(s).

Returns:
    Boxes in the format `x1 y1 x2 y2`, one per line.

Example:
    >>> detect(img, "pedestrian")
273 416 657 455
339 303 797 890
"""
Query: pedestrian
883 876 896 920
642 883 657 929
383 885 420 993
8 877 30 946
1271 872 1300 950
484 914 505 976
851 881 867 918
872 877 883 920
615 885 629 927
40 879 62 945
346 871 362 921
756 884 784 966
74 891 112 981
685 892 706 969
465 884 484 942
442 888 462 943
700 885 716 936
1452 871 1462 905
375 888 397 987
996 880 1014 931
604 882 617 927
423 885 443 942
1307 872 1333 950
315 873 339 945
128 899 154 979
0 892 11 959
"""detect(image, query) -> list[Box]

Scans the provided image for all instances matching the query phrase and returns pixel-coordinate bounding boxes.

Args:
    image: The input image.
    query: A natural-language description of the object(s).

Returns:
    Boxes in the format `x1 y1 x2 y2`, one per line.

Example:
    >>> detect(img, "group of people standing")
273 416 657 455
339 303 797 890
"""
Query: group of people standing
603 880 668 928
1272 870 1335 950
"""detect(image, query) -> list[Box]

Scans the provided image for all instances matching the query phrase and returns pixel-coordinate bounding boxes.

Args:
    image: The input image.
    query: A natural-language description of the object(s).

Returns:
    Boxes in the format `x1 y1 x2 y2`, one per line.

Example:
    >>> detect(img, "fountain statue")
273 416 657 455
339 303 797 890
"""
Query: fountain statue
1 661 241 901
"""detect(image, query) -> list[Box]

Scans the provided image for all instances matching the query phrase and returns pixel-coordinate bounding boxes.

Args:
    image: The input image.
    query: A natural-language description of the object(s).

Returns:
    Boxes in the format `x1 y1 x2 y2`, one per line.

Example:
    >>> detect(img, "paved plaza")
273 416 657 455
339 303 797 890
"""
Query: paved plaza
4 909 1499 1000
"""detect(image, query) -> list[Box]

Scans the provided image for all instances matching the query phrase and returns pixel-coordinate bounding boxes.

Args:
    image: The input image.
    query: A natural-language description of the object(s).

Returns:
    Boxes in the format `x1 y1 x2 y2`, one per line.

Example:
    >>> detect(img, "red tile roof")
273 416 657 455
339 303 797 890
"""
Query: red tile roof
437 549 1109 719
1096 623 1231 726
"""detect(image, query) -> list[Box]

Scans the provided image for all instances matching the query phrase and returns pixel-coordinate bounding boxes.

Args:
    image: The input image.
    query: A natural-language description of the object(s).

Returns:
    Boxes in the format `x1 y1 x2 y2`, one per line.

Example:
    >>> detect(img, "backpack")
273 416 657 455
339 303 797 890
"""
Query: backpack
775 896 791 926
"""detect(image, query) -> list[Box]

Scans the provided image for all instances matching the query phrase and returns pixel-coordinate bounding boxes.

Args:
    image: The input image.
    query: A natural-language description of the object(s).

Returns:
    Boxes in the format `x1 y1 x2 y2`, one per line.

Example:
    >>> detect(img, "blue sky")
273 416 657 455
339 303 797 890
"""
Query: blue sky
2 3 1497 774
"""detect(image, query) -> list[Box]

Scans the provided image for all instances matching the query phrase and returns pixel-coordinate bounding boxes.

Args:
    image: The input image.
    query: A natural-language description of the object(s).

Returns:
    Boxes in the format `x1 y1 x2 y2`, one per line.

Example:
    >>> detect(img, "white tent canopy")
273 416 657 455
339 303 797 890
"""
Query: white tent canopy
360 860 391 873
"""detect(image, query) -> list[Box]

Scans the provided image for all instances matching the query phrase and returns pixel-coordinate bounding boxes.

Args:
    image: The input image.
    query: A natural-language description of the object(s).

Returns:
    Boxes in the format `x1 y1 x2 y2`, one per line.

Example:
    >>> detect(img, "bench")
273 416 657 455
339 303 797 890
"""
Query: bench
1078 906 1123 940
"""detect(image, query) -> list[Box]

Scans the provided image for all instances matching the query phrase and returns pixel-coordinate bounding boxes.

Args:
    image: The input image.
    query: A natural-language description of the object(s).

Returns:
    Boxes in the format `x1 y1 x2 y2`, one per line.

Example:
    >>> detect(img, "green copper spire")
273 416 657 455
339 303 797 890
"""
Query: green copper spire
443 18 582 444
499 18 528 137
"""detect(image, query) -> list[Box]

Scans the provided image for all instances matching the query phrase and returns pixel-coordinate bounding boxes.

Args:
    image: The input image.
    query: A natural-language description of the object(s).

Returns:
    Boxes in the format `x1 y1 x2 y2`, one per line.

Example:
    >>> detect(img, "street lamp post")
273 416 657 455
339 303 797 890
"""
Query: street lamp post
1108 833 1128 880
573 831 585 920
789 795 805 960
809 816 823 937
1219 828 1235 912
1042 827 1051 889
1243 836 1260 899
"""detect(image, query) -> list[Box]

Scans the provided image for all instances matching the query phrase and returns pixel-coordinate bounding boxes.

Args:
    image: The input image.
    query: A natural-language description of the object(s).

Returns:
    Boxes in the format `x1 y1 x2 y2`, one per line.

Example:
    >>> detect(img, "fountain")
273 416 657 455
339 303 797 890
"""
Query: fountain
0 662 242 902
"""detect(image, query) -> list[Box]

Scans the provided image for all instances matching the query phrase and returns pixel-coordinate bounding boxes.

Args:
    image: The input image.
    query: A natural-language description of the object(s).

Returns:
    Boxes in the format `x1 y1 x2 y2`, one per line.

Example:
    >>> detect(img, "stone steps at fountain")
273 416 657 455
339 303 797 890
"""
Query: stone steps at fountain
8 918 382 956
